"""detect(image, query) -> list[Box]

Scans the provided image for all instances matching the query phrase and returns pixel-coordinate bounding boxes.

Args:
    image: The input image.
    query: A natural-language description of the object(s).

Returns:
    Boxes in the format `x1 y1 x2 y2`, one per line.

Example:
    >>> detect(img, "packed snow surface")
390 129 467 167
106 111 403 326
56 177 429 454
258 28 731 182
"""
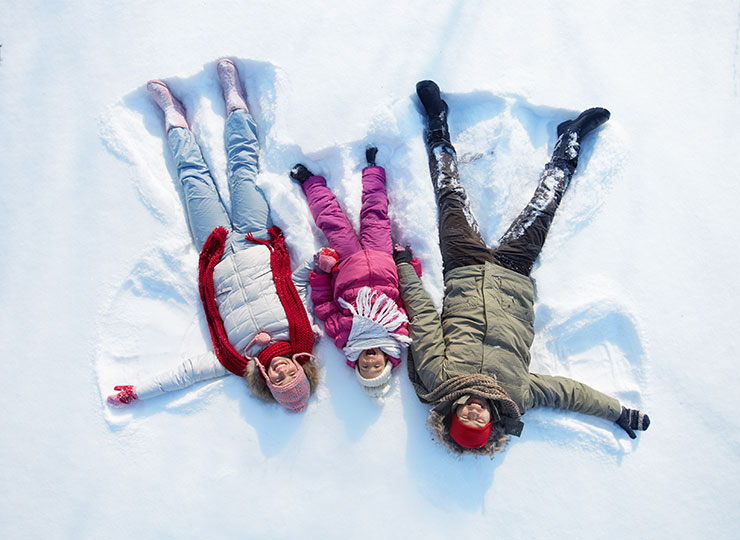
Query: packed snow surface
2 1 740 538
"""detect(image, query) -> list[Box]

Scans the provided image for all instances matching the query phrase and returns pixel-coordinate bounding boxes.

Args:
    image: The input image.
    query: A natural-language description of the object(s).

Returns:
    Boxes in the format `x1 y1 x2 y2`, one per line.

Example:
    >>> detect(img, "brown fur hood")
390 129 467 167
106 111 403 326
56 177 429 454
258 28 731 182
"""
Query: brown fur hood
427 400 511 457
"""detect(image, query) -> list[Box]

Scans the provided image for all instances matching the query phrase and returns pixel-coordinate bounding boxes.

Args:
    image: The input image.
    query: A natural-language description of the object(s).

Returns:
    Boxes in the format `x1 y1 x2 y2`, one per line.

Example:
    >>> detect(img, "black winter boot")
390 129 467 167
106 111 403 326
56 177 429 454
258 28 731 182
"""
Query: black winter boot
557 107 610 139
290 163 313 185
416 80 450 144
552 107 610 172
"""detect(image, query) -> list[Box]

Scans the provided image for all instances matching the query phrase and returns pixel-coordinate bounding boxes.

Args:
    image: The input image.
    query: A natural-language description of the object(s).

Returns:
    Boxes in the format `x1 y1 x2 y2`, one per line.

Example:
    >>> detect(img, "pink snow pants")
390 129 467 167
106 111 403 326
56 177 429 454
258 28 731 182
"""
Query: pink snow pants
302 166 392 258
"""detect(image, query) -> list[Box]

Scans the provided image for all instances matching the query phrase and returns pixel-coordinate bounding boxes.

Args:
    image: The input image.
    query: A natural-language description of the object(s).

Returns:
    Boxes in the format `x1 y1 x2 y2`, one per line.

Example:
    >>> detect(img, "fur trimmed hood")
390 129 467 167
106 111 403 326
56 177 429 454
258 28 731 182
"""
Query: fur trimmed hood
427 401 510 457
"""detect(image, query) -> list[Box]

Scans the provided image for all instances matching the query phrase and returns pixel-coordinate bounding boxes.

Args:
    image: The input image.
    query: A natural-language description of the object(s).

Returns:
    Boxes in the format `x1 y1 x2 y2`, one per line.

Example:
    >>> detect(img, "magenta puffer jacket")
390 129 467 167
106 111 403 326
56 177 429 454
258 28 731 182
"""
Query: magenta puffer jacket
309 249 409 368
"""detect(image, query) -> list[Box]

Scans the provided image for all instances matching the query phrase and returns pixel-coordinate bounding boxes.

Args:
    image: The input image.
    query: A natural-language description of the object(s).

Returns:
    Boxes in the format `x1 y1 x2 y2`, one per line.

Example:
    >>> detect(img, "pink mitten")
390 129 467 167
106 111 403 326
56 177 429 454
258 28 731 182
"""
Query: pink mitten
314 248 339 273
107 385 138 407
410 257 423 277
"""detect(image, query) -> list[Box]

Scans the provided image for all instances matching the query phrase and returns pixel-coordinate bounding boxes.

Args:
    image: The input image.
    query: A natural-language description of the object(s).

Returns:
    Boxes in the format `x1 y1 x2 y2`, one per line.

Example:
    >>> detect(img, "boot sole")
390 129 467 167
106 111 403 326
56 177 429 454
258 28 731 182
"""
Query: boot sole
415 80 448 119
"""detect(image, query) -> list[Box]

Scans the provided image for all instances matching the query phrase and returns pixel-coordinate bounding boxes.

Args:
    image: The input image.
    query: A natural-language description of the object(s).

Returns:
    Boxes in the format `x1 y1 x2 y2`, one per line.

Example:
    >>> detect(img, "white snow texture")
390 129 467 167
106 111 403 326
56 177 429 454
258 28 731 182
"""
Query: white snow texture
1 1 739 539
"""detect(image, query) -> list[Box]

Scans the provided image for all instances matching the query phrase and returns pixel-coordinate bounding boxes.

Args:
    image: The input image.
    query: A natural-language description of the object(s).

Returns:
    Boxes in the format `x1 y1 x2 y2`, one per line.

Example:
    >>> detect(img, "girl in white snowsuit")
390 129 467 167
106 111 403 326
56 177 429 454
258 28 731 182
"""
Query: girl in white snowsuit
107 60 319 412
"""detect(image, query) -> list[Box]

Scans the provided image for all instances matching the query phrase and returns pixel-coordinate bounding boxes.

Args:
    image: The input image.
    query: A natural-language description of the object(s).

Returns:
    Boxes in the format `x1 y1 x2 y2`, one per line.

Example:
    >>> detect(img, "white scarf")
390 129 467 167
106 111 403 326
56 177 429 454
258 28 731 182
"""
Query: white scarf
338 286 412 362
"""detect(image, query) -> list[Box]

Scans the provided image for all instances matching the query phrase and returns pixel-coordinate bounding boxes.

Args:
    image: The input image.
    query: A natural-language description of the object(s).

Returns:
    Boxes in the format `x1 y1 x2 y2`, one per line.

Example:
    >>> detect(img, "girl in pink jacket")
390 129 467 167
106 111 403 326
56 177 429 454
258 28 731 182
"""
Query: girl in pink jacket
290 148 418 400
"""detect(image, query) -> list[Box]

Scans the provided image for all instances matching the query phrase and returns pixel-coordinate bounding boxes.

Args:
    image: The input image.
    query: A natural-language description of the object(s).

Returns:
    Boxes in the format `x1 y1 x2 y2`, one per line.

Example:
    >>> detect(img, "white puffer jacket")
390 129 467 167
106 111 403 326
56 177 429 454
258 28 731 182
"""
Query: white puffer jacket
213 242 312 357
134 237 314 401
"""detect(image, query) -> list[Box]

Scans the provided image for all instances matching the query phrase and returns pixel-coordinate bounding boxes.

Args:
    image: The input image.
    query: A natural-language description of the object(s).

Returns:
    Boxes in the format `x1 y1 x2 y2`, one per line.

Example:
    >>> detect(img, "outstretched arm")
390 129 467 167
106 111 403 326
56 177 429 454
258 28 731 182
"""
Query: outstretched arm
308 268 353 347
309 269 339 322
526 373 622 421
397 262 446 393
108 352 229 406
292 258 314 307
527 373 650 437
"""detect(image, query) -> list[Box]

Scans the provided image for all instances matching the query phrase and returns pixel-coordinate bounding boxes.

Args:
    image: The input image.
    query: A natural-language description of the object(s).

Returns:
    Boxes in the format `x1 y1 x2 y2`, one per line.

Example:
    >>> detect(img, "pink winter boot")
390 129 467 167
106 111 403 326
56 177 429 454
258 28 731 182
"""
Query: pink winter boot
217 58 249 115
146 80 189 132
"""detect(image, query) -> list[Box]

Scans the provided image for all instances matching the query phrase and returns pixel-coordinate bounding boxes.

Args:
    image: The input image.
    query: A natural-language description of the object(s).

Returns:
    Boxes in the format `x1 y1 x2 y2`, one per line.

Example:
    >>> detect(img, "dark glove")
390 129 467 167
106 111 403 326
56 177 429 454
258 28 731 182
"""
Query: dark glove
366 146 378 166
393 243 413 265
290 163 313 185
107 385 138 408
616 406 650 439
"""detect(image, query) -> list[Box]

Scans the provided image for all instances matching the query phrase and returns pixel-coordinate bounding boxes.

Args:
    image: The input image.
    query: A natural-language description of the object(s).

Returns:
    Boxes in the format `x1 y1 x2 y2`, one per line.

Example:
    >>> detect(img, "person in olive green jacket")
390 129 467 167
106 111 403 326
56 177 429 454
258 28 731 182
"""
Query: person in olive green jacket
394 81 650 456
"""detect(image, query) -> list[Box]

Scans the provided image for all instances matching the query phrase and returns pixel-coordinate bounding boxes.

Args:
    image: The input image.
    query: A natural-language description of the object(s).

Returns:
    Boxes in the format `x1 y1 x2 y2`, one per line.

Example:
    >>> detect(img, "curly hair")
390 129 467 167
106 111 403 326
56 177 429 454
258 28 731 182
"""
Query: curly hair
244 359 320 404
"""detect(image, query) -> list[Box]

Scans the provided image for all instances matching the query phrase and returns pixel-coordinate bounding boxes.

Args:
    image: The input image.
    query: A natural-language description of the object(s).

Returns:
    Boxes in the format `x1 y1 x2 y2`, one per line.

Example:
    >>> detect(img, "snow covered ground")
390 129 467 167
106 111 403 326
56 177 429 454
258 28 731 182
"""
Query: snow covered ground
2 1 739 538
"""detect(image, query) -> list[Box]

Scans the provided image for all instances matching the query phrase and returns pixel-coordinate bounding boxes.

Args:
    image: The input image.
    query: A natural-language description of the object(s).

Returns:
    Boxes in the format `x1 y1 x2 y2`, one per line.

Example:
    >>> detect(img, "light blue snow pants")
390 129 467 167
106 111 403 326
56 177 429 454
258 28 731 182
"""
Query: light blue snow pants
167 109 272 251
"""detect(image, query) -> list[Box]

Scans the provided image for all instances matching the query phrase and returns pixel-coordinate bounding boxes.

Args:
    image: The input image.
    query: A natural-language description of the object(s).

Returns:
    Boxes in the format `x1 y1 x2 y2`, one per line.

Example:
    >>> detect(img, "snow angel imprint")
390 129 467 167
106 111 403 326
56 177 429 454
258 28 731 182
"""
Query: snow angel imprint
395 80 650 455
107 59 320 413
288 149 421 401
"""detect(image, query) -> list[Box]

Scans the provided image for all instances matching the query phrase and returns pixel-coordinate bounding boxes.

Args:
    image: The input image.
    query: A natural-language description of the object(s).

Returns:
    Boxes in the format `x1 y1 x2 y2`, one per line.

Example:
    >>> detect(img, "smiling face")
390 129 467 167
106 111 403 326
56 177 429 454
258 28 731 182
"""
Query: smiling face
267 356 300 386
357 348 388 379
455 396 492 428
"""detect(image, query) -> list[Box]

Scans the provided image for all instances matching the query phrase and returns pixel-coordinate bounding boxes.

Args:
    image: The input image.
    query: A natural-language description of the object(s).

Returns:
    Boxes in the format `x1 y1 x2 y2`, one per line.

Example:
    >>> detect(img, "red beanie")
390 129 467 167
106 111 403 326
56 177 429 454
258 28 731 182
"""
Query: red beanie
450 414 492 449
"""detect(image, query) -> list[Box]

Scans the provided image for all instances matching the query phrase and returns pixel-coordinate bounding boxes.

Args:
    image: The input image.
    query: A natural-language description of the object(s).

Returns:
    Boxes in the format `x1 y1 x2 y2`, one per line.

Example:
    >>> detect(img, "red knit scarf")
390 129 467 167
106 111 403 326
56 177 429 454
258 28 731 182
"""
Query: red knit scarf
198 226 314 376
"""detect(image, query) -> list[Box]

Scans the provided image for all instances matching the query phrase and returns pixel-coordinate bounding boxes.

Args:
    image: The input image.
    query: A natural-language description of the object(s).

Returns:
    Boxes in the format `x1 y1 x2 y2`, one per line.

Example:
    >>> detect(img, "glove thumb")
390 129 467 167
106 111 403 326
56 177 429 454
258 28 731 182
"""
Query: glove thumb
616 407 649 439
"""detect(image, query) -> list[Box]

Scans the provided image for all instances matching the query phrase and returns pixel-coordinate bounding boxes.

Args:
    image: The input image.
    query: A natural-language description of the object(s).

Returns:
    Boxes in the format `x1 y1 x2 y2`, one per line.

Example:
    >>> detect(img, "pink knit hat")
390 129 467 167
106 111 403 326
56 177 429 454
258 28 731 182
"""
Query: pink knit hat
253 355 311 412
245 332 313 413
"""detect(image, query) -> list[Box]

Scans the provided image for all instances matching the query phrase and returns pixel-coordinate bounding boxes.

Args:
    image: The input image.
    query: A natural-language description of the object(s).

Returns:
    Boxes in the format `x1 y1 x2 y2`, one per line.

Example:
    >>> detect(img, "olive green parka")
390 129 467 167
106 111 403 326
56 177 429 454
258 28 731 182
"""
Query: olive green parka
398 261 622 432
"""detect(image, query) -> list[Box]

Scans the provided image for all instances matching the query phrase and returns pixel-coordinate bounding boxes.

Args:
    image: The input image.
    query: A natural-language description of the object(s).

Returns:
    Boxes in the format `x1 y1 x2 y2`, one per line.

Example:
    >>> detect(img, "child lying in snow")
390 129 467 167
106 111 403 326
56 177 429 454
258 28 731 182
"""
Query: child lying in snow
290 148 421 400
397 80 650 455
107 59 319 412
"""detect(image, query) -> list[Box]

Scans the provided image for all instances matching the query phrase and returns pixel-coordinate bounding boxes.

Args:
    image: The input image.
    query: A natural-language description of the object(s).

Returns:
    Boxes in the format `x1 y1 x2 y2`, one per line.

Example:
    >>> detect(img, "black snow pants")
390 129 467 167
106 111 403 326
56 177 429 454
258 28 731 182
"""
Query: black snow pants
427 139 574 277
